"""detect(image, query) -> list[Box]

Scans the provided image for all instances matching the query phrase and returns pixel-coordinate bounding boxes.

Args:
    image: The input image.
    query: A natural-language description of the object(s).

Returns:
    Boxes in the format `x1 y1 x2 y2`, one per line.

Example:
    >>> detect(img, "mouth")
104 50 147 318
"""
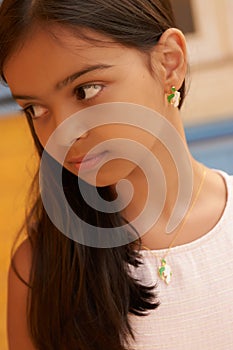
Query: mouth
66 151 109 172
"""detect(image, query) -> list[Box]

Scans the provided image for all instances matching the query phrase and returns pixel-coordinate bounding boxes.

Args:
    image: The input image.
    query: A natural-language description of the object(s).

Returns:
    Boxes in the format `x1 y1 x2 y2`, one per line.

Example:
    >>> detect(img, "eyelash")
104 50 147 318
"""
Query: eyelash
23 83 105 120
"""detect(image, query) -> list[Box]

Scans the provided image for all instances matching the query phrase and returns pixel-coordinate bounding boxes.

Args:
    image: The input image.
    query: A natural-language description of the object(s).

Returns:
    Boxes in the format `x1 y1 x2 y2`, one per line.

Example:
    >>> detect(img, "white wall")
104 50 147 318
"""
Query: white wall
182 0 233 125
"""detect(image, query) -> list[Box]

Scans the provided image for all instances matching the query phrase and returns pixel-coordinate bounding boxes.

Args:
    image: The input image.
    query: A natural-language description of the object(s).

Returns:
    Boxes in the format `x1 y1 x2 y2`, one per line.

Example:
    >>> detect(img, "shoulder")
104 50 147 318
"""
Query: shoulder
9 238 33 282
7 238 36 349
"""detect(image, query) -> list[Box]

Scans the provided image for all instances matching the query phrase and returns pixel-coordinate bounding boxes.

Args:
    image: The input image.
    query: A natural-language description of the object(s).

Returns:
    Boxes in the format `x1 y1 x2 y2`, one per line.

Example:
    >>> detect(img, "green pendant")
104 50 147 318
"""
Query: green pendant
158 258 172 284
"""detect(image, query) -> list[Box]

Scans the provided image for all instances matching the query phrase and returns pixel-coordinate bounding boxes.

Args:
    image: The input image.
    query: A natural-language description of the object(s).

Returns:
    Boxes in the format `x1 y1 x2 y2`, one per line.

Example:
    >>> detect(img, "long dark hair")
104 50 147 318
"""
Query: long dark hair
0 1 186 349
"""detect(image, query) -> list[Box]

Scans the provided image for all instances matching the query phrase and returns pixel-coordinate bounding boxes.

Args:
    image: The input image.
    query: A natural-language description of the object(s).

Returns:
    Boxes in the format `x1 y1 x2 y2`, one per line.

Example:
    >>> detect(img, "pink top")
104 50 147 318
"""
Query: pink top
128 170 233 349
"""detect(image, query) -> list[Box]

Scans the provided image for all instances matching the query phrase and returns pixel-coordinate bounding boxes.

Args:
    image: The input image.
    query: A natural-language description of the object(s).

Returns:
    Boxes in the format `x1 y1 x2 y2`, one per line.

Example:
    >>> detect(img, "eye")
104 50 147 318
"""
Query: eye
74 84 103 101
24 104 48 119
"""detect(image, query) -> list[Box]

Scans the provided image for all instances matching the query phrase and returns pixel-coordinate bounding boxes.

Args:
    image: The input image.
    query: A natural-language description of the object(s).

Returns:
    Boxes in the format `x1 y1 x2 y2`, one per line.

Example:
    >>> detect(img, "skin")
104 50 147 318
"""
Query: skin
5 25 173 187
5 23 228 350
4 25 227 250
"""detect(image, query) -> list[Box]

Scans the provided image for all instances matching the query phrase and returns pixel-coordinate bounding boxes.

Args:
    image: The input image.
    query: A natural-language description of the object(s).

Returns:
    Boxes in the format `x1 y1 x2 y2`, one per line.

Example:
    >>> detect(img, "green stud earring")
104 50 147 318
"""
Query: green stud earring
167 86 181 108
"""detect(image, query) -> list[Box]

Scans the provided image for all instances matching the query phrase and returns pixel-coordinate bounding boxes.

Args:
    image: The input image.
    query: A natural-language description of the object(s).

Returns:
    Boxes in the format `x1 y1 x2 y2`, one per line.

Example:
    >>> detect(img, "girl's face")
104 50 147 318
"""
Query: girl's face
4 26 169 187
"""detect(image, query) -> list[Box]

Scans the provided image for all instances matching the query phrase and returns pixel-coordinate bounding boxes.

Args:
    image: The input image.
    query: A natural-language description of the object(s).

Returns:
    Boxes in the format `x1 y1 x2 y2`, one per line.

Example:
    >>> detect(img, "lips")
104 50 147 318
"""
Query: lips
67 151 107 170
67 152 106 164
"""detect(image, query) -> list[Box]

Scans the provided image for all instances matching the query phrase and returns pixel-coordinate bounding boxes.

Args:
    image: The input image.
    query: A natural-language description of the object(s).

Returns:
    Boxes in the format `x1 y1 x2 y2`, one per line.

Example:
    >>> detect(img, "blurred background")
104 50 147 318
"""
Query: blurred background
0 0 233 348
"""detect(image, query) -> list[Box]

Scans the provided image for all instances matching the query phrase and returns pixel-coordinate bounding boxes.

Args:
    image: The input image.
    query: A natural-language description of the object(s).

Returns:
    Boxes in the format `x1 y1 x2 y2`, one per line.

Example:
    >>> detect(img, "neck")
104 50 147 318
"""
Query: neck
111 124 207 249
110 111 227 250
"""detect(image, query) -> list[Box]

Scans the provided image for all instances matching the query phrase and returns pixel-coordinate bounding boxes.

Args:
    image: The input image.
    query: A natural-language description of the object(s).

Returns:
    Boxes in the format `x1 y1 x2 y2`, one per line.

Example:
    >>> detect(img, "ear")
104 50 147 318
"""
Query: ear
151 28 188 94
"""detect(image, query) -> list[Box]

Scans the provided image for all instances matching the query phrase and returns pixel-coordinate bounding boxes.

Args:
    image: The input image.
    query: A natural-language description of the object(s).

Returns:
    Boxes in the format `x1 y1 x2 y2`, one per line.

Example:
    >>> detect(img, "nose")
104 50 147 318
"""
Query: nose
51 105 89 146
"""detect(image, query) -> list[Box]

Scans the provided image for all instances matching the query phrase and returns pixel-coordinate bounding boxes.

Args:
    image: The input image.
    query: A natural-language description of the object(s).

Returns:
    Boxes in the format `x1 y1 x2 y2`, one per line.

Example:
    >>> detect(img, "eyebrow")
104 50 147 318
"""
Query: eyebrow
12 63 114 101
12 93 39 101
56 64 113 90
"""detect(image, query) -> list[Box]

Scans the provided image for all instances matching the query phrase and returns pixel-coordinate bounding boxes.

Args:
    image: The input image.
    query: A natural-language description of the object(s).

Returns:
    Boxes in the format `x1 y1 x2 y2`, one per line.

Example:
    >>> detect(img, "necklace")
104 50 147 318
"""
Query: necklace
141 164 207 285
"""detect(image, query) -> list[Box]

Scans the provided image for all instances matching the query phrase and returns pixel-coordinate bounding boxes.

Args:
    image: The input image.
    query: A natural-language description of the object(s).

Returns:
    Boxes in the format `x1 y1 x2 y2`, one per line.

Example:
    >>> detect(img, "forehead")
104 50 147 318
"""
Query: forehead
4 25 136 91
6 24 124 63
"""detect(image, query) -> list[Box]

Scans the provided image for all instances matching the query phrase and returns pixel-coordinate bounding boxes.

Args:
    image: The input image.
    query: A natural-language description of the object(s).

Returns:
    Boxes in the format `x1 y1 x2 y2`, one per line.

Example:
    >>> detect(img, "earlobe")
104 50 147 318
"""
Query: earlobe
157 28 187 92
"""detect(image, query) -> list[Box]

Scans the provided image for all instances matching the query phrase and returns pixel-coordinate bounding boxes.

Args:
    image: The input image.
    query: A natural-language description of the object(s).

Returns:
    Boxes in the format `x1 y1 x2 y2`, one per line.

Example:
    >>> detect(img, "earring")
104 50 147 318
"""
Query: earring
167 86 181 108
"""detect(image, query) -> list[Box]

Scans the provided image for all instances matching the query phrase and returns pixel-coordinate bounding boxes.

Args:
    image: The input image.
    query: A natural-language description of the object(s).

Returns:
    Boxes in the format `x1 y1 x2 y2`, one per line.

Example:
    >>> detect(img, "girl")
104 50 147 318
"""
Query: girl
1 0 233 349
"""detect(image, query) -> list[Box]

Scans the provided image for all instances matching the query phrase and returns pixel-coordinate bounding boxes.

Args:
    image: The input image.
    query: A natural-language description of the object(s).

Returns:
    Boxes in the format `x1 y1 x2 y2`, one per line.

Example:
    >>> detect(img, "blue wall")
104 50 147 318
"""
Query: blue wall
0 84 18 115
186 119 233 174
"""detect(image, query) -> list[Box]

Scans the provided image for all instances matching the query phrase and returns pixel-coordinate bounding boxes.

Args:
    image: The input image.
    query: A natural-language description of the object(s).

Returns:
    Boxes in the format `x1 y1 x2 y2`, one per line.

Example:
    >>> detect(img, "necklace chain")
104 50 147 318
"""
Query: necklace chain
141 164 207 285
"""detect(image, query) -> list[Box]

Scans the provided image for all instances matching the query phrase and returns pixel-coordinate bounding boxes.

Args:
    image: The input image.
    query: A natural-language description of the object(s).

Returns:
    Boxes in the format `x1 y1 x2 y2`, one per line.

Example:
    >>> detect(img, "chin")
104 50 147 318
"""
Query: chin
65 159 136 188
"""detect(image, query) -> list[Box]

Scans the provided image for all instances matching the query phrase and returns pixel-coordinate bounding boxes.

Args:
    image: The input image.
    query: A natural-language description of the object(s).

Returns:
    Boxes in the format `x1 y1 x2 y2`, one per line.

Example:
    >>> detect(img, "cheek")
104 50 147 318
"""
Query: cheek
36 121 157 188
122 71 165 112
32 119 58 148
102 125 156 153
91 125 157 173
63 125 156 188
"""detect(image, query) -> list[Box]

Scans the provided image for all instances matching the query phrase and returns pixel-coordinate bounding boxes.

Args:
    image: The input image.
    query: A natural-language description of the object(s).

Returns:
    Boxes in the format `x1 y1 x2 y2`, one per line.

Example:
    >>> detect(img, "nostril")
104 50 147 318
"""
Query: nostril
79 131 89 139
67 130 89 147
